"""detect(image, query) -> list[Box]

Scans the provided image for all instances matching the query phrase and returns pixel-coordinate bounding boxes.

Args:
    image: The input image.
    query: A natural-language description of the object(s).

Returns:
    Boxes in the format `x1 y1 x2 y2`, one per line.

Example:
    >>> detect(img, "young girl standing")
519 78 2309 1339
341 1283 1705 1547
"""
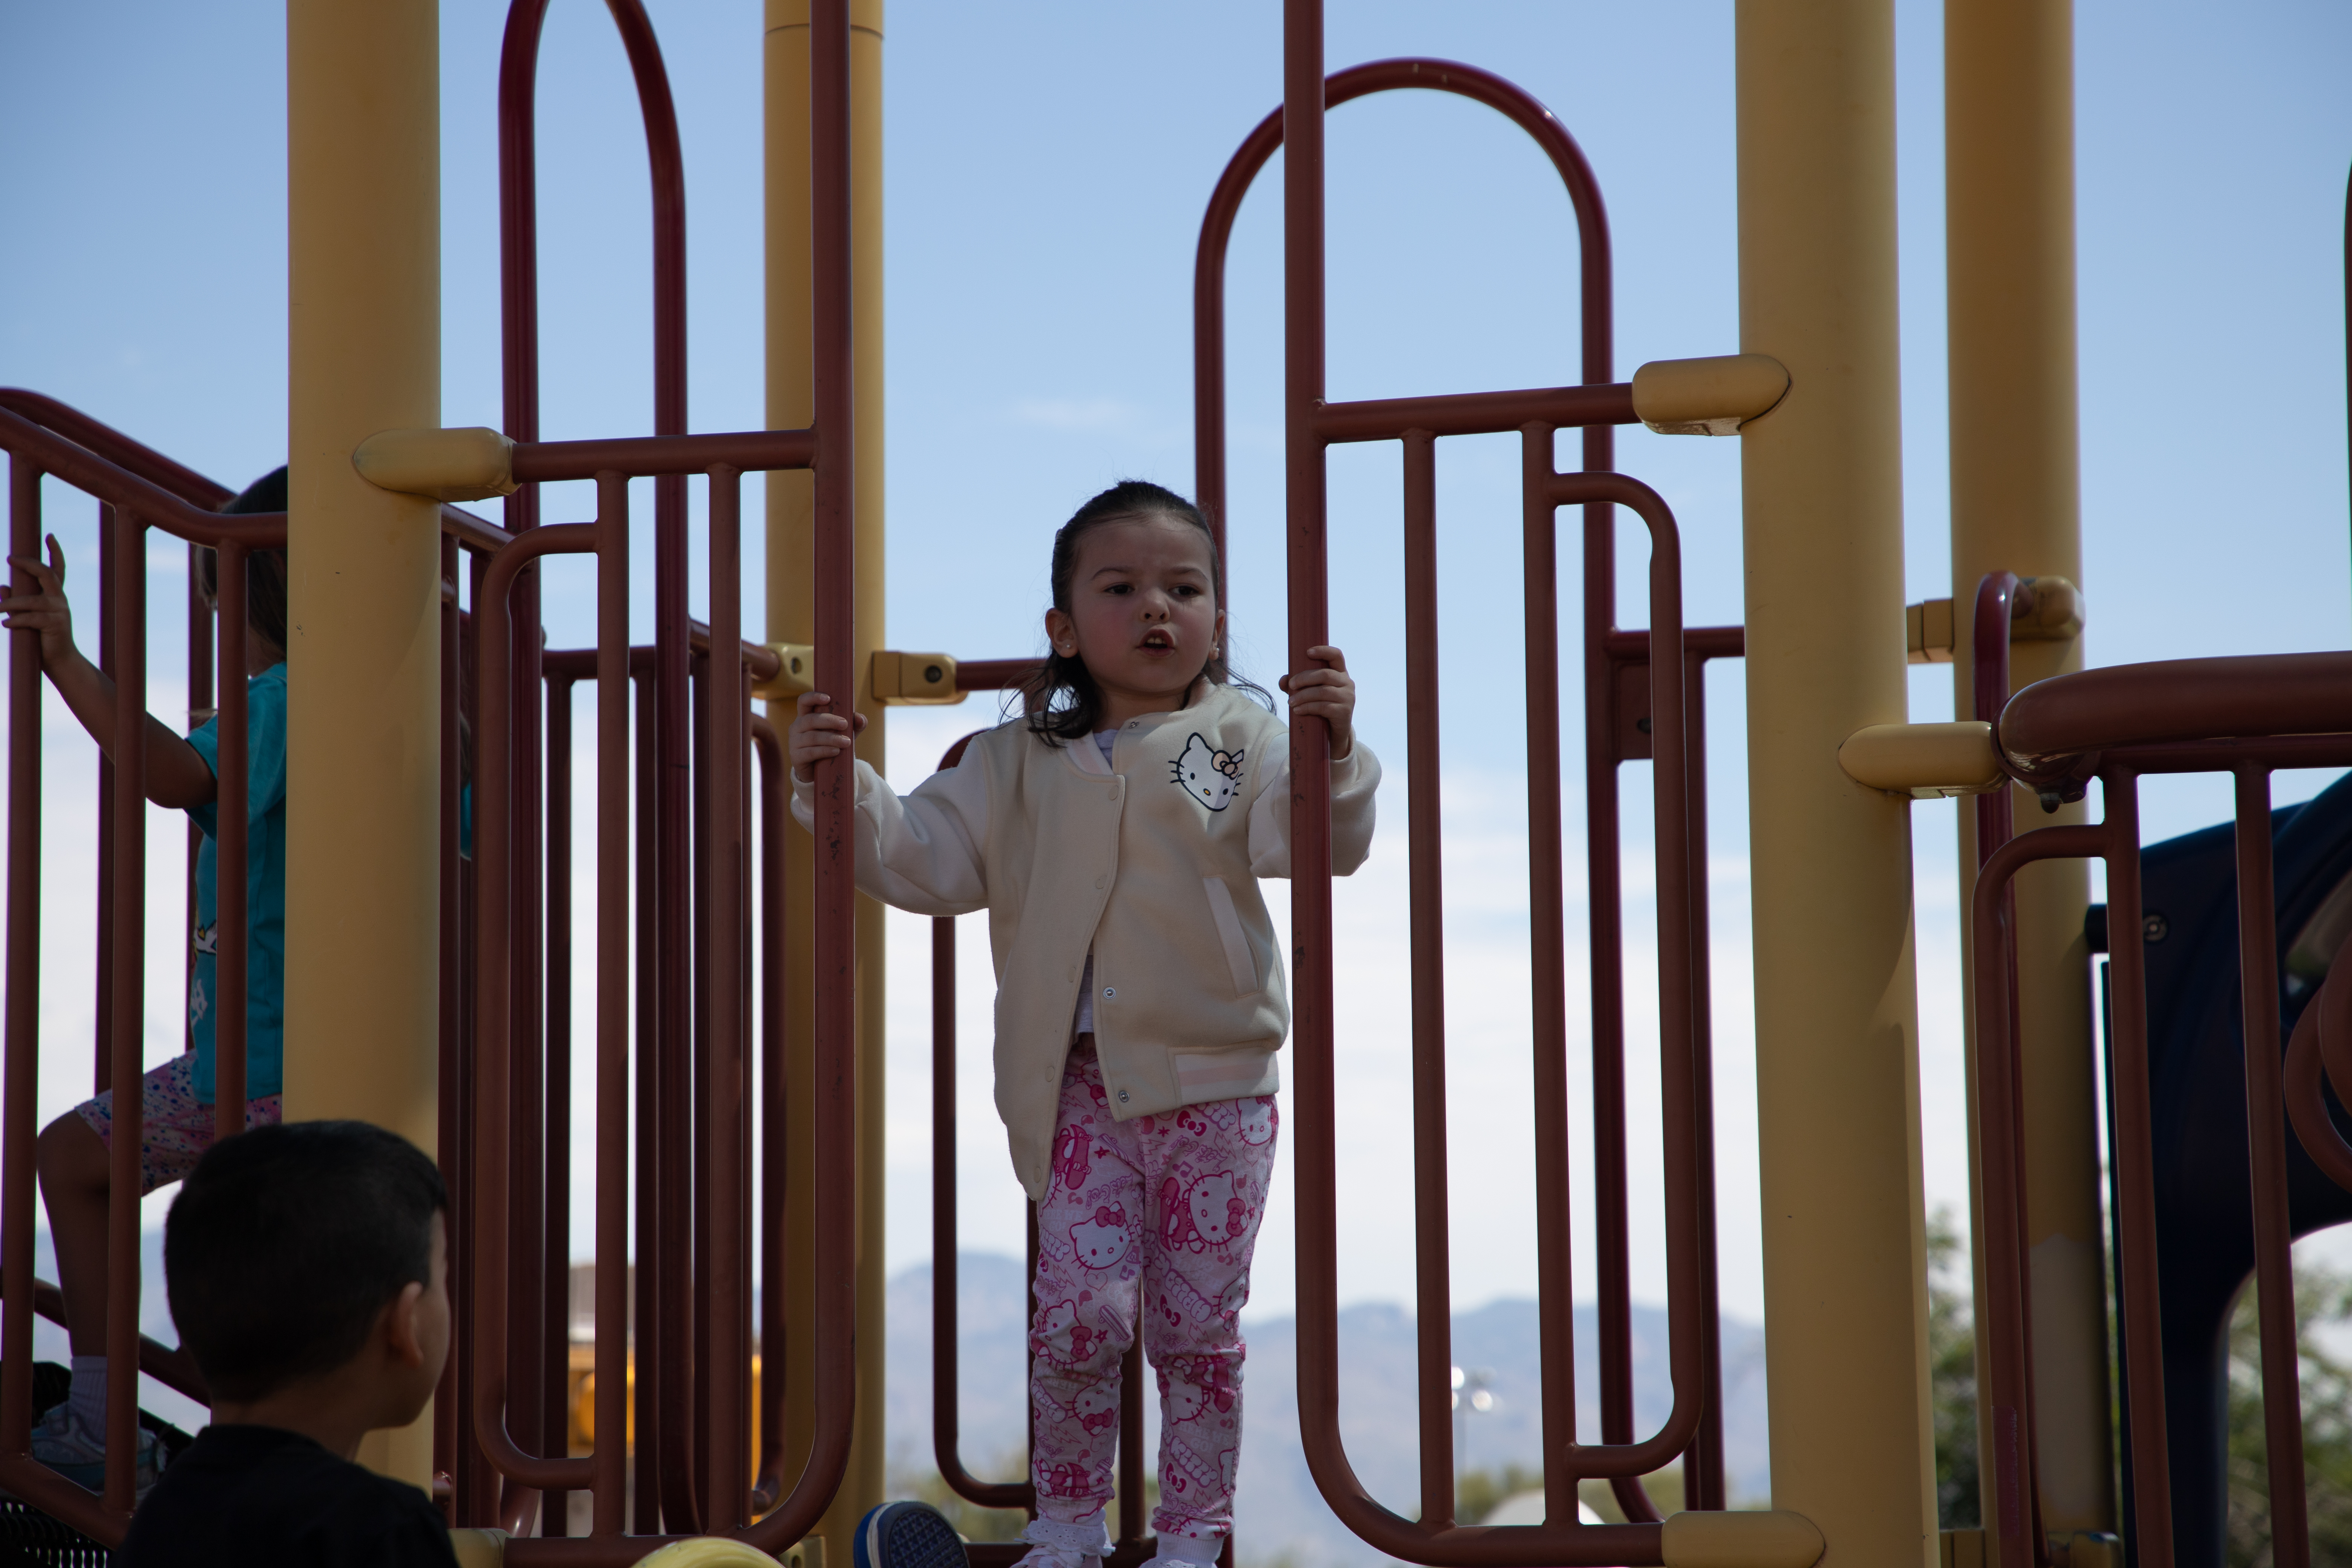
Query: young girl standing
789 480 1379 1568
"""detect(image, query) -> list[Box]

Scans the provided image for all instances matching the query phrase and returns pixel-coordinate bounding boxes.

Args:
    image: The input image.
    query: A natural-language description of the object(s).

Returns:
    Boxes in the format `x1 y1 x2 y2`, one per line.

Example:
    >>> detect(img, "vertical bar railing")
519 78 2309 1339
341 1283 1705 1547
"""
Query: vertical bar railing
1970 649 2352 1568
0 398 302 1545
1189 39 1741 1541
1 452 41 1488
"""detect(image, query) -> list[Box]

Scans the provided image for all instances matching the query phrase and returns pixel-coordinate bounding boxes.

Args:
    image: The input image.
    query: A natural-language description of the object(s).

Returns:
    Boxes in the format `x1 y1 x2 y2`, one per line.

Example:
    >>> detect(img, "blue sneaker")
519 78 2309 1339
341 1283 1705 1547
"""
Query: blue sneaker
28 1401 164 1501
854 1500 968 1568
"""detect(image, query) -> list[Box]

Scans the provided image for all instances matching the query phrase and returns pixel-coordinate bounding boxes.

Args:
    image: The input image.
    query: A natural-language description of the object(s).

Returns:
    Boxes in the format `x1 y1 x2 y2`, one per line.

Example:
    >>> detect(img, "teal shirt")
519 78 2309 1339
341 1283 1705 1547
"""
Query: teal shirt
184 663 288 1104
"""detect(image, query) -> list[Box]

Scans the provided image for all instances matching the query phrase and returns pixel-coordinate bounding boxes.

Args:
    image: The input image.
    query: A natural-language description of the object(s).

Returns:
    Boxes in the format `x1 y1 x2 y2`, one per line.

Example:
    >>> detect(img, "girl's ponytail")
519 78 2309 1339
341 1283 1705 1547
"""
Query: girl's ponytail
1018 480 1270 745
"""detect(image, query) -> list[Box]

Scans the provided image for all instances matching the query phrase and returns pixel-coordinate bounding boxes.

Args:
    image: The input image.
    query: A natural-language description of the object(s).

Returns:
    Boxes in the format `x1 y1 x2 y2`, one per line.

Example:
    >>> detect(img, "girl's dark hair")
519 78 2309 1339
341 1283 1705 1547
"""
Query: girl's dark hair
1018 480 1271 744
197 466 291 655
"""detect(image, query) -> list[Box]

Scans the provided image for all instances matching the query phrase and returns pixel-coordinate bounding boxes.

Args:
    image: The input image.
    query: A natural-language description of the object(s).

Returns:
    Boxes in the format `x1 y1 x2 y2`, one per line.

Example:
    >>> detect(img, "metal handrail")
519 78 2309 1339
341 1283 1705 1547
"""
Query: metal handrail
1968 649 2352 1568
0 389 518 1545
1191 7 1733 1556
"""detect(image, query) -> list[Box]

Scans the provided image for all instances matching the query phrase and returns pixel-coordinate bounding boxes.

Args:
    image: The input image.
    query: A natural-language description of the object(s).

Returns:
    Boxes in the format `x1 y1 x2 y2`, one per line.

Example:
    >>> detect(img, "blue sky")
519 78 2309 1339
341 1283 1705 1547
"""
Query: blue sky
4 2 2351 1334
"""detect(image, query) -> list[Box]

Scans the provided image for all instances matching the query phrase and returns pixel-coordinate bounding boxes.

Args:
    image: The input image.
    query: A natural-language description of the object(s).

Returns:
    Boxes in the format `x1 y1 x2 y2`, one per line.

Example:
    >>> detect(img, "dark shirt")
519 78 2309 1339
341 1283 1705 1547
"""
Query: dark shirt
118 1424 459 1567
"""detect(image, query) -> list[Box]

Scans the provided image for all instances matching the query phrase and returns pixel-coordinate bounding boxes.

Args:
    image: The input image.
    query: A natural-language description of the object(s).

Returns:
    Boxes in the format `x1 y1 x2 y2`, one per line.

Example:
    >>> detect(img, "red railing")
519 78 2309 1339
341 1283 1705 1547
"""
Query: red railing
0 0 868 1554
451 0 861 1554
915 39 1744 1566
0 390 501 1542
1969 627 2352 1568
1189 8 1737 1561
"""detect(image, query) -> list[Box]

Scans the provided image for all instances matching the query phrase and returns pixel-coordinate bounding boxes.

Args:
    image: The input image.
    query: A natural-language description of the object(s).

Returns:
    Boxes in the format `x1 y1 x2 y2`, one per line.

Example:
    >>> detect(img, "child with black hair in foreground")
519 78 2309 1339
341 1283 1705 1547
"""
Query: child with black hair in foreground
119 1121 459 1567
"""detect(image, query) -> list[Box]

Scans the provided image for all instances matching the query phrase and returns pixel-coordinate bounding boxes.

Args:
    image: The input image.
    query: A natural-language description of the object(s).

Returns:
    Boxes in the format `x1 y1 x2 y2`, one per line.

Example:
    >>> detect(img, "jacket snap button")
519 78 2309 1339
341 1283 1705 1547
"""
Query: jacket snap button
1103 987 1115 1000
1117 1089 1130 1104
1107 787 1118 801
1094 874 1106 889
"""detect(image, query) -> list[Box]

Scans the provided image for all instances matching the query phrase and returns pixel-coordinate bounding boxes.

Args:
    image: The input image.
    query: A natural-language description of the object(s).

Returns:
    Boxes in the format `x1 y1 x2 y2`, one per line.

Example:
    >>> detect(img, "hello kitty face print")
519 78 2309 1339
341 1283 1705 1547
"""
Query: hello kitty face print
1171 733 1244 813
1069 1204 1131 1271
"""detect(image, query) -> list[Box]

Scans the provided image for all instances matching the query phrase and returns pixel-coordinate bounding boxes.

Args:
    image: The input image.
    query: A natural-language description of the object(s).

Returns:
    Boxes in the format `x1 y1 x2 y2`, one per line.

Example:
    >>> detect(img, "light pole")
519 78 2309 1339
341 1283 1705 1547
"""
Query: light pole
1450 1364 1494 1481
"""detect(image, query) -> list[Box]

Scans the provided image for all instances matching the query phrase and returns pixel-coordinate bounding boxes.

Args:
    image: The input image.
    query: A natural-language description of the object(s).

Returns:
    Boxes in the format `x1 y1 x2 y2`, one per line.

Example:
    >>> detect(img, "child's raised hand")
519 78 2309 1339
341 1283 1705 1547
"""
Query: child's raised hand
0 536 78 666
786 690 868 783
1280 644 1357 759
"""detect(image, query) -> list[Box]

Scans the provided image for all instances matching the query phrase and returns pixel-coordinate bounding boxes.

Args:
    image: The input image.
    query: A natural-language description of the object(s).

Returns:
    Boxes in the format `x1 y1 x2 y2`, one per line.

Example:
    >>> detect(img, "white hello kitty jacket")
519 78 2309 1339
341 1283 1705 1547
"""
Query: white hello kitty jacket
790 681 1380 1200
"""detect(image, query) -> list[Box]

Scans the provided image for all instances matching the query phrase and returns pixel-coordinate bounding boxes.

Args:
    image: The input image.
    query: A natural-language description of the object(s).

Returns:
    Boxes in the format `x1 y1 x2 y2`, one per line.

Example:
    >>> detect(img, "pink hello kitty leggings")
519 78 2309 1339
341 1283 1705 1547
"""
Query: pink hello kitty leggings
1030 1038 1279 1550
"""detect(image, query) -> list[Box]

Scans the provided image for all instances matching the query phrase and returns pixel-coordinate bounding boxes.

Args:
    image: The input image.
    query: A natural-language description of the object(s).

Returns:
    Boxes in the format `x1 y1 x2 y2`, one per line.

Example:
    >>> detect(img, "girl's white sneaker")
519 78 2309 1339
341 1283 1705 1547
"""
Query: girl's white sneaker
1014 1513 1113 1568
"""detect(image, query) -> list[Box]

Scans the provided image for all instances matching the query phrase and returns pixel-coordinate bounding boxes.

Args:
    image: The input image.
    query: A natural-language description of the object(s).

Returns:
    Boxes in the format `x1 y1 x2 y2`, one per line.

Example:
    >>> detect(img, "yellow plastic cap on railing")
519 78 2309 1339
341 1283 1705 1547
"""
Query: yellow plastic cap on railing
1630 353 1790 435
633 1541 787 1568
1660 1508 1826 1568
447 1529 509 1568
871 650 964 706
352 426 519 503
752 643 816 703
1838 721 2006 799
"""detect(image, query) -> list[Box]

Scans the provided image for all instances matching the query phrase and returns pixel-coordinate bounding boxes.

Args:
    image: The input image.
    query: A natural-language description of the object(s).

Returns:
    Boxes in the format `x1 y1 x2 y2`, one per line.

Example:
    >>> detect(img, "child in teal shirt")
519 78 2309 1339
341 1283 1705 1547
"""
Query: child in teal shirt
0 467 289 1492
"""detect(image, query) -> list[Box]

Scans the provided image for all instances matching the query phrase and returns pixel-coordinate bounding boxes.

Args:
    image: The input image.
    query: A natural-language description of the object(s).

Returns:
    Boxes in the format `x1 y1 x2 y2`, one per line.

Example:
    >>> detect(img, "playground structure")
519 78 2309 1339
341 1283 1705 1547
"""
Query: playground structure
0 3 2347 1567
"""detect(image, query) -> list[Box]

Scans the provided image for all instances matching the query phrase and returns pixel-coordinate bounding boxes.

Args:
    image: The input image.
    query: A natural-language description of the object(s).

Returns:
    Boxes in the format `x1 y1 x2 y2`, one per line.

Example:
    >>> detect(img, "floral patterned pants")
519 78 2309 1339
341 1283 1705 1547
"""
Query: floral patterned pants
1029 1038 1279 1550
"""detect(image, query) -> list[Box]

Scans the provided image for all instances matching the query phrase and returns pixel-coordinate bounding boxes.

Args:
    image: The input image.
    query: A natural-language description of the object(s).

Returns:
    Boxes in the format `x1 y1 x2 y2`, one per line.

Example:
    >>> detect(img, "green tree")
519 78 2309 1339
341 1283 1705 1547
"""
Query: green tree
2226 1263 2352 1568
1928 1207 1980 1530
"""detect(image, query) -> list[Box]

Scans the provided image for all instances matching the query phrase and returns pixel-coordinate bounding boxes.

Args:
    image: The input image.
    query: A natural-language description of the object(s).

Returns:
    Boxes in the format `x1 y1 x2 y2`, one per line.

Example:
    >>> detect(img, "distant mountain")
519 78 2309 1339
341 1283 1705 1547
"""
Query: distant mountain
888 1254 1769 1568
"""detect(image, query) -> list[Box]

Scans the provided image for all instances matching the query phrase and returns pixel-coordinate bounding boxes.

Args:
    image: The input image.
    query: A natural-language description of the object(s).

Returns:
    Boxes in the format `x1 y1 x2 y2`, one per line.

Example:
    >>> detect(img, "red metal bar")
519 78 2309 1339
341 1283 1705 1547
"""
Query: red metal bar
1117 1348 1144 1545
1283 14 1349 1557
1551 470 1703 1480
752 713 789 1514
928 740 1033 1513
95 507 114 1098
2284 997 2352 1190
1526 426 1582 1530
1316 386 1633 445
460 549 496 1520
494 15 557 1518
184 542 207 1057
2231 766 2309 1568
1401 431 1455 1529
3 455 44 1467
591 476 634 1538
540 620 781 684
102 503 145 1523
471 521 599 1501
436 534 463 1504
0 406 278 548
1969 573 2045 1562
631 660 663 1534
510 429 816 484
0 392 232 509
1675 646 1723 1511
2087 776 2174 1568
543 669 574 1536
928 762 1032 1514
212 542 249 1137
704 468 750 1526
1191 55 1620 545
692 647 714 1511
2000 651 2352 773
498 0 551 548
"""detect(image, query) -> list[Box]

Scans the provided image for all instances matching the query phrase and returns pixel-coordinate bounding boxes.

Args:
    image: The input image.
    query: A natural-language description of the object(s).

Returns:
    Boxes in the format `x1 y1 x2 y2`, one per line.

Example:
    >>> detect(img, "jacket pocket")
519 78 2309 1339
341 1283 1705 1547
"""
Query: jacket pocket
1201 876 1259 996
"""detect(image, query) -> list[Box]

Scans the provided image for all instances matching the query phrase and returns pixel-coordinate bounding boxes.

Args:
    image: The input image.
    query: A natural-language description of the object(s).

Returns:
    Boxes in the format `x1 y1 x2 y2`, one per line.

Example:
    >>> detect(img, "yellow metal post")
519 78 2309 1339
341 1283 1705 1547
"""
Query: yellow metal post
768 0 887 1550
1946 1 2109 1549
283 0 443 1487
1736 3 1938 1562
